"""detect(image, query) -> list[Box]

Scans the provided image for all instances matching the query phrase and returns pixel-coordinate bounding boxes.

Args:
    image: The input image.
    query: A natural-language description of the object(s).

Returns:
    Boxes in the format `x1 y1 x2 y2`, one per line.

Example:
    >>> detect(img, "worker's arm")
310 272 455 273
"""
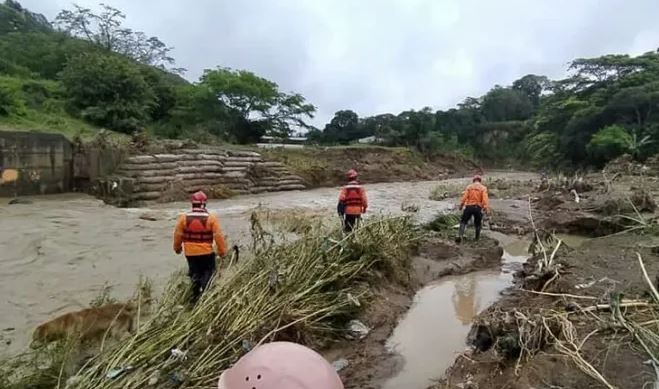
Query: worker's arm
338 187 347 201
211 214 228 257
337 187 347 215
173 215 184 254
361 188 368 213
482 189 490 213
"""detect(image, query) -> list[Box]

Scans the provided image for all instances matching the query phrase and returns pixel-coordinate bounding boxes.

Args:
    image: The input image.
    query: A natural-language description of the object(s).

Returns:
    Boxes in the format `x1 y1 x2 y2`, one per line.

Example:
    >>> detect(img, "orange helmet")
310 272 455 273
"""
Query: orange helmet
191 191 208 204
347 169 358 179
473 175 482 182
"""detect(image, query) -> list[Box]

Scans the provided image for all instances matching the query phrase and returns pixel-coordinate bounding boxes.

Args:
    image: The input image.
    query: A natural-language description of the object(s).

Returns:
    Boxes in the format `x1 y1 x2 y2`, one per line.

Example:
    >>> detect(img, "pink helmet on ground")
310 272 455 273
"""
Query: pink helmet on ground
218 342 344 389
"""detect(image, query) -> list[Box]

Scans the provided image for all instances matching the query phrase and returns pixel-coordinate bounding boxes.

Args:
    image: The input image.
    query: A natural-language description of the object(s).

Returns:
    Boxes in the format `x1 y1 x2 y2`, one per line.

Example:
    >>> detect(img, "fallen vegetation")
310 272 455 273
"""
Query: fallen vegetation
0 215 420 388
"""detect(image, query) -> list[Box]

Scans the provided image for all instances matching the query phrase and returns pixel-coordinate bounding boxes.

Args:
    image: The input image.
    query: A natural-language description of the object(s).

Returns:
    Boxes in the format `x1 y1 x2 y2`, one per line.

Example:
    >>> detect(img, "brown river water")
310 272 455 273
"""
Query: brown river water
0 173 537 372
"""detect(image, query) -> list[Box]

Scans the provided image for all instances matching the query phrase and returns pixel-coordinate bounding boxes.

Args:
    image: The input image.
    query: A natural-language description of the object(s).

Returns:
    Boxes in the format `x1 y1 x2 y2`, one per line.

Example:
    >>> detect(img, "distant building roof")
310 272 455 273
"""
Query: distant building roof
261 136 307 142
357 135 382 144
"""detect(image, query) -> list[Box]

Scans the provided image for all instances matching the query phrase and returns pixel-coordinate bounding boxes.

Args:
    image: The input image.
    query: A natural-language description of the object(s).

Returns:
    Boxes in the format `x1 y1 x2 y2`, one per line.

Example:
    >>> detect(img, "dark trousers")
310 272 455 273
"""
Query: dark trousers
460 205 483 239
343 214 361 232
186 253 216 302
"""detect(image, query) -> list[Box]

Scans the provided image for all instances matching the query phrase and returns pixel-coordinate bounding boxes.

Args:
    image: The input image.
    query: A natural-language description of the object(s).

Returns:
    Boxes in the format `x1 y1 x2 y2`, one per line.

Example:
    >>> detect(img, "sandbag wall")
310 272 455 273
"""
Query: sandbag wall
96 149 306 203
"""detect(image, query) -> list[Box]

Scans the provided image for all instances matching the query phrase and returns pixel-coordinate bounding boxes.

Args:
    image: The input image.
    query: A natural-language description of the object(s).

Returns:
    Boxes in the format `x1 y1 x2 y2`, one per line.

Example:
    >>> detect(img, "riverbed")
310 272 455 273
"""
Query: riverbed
0 173 535 359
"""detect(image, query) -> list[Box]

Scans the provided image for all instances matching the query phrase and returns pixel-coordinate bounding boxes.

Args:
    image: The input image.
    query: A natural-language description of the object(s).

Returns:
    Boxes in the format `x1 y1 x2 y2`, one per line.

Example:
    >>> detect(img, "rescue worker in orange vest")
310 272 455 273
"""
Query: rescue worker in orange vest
337 169 368 232
456 175 490 243
173 191 227 302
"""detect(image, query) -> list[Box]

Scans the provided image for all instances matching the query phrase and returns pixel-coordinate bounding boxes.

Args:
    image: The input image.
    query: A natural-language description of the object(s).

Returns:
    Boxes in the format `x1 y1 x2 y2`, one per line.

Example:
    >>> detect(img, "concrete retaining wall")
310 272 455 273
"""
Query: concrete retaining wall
0 131 73 196
0 131 303 202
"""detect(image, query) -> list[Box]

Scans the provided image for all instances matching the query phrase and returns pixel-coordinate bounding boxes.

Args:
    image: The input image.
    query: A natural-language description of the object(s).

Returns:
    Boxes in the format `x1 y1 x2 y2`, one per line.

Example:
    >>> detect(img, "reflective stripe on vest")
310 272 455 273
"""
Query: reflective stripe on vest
344 184 363 207
183 211 213 243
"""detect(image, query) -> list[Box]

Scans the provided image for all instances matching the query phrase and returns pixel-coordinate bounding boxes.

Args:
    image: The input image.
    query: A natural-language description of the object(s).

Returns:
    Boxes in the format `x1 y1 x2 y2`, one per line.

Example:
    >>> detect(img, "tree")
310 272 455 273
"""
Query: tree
606 83 659 127
587 125 633 164
397 107 436 151
321 110 361 144
156 84 236 140
60 51 155 133
0 0 51 34
523 131 561 168
512 74 551 106
362 113 397 140
54 4 175 69
480 86 534 122
200 68 315 141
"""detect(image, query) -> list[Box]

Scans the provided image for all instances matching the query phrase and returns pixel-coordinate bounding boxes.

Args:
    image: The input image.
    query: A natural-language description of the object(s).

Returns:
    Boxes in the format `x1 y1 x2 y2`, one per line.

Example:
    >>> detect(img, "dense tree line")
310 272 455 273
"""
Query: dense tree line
0 1 315 140
0 0 656 168
312 56 659 167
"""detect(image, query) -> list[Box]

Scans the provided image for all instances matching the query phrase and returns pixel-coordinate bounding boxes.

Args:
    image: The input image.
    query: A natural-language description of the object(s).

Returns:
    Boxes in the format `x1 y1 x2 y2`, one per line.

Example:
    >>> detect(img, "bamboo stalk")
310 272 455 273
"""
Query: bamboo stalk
638 253 659 304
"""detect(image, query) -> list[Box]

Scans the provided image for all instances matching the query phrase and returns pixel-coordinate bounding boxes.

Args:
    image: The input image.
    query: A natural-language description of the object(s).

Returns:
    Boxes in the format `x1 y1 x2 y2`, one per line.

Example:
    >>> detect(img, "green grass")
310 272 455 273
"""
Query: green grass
0 112 102 140
0 75 119 140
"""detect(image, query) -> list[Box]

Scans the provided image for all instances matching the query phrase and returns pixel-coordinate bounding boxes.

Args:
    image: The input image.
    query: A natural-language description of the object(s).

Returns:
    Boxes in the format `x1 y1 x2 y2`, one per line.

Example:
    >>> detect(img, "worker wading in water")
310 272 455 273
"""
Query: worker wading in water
456 175 490 243
337 169 368 232
173 191 227 302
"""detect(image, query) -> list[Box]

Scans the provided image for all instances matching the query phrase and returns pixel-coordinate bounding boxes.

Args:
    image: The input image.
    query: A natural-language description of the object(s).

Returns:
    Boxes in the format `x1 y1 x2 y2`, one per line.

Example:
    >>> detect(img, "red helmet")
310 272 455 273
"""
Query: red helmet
347 169 358 179
473 175 482 182
191 191 208 204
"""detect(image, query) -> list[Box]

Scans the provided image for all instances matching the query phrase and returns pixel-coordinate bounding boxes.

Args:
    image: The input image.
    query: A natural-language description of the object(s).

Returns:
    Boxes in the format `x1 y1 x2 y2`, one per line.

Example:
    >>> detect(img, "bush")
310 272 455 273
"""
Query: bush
587 125 632 165
60 52 156 133
523 131 562 168
0 80 25 116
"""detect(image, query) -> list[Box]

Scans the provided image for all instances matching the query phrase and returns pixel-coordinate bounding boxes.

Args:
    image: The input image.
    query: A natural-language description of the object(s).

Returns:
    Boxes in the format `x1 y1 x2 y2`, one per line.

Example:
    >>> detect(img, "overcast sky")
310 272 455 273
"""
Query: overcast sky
22 0 659 127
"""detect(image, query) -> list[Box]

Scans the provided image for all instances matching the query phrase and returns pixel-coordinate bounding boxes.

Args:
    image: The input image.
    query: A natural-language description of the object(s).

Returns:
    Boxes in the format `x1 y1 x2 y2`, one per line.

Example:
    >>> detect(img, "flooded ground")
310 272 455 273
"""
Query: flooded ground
0 173 534 357
382 235 531 389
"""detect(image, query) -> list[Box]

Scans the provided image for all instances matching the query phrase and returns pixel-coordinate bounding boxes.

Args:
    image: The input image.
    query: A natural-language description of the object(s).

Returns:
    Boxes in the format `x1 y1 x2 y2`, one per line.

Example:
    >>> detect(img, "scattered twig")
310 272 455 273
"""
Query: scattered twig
540 270 560 293
542 316 616 389
638 253 659 304
519 289 598 300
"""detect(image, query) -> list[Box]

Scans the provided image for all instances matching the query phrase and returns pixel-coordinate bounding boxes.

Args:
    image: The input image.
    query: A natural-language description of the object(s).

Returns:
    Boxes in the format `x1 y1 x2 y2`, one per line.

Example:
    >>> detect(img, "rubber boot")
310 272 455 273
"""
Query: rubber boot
455 222 466 243
475 226 481 241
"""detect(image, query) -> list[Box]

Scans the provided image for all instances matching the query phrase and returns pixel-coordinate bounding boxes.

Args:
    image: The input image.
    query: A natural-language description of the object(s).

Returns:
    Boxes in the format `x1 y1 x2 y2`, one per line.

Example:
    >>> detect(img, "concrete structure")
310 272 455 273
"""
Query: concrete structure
0 131 73 196
96 148 306 205
0 131 304 203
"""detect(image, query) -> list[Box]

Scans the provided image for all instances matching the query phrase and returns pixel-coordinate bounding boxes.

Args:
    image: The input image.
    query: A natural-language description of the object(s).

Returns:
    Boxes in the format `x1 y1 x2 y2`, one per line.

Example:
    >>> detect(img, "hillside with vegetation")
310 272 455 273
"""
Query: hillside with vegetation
0 0 657 169
0 0 315 142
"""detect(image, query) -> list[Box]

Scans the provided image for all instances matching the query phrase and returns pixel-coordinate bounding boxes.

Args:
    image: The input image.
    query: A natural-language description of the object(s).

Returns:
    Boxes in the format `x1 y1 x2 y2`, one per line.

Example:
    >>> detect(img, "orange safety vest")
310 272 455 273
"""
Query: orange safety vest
339 181 368 216
174 209 228 257
182 211 214 244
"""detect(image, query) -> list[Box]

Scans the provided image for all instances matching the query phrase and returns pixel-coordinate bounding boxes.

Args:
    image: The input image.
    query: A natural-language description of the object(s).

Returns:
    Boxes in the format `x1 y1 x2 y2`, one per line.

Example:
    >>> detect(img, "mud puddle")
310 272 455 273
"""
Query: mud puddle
382 235 531 389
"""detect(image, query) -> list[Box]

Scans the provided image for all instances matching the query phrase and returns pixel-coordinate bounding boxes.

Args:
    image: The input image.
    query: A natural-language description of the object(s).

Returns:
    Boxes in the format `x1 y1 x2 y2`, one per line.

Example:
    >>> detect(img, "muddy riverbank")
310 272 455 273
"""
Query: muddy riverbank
435 172 659 389
0 173 534 358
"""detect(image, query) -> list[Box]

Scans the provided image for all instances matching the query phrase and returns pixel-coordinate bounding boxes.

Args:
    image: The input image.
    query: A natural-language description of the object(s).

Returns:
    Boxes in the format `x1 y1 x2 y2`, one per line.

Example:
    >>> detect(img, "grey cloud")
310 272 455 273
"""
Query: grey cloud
22 0 659 127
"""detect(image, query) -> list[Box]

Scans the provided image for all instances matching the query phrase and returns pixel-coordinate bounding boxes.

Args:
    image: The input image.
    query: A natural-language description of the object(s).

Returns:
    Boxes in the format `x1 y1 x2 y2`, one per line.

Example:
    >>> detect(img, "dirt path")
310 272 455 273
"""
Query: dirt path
0 173 535 357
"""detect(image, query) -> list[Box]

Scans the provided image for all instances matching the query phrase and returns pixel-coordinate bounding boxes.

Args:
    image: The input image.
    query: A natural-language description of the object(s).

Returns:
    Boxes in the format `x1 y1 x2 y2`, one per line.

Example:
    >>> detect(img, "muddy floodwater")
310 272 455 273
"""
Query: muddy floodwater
0 173 534 357
383 234 531 389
